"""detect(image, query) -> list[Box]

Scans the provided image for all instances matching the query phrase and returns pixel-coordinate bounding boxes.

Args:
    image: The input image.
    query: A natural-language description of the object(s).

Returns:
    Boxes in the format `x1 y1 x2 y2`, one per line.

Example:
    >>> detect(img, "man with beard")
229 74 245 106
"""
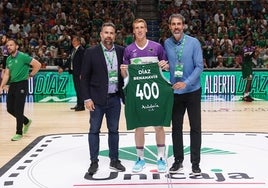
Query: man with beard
0 39 41 141
164 14 204 176
80 22 126 175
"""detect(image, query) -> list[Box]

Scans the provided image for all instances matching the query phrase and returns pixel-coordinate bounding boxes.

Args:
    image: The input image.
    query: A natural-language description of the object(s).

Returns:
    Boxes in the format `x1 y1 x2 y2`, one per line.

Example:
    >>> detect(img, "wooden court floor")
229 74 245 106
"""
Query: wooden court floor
0 101 268 169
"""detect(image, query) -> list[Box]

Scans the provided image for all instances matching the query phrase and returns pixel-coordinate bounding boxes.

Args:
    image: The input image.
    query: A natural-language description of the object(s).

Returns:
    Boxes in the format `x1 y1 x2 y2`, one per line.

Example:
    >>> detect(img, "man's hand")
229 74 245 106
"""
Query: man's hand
0 85 9 94
158 60 169 71
85 99 95 111
58 67 64 74
120 64 128 78
172 82 186 90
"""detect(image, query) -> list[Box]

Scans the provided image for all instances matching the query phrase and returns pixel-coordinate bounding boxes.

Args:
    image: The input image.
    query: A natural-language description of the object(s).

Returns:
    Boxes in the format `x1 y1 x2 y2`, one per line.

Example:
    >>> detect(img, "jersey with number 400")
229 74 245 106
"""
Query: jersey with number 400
123 63 173 130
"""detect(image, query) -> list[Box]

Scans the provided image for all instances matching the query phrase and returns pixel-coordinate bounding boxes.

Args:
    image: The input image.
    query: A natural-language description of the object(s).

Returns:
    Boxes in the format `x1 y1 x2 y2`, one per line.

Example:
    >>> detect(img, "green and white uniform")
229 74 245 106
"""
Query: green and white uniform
5 51 33 136
123 63 173 130
6 52 32 83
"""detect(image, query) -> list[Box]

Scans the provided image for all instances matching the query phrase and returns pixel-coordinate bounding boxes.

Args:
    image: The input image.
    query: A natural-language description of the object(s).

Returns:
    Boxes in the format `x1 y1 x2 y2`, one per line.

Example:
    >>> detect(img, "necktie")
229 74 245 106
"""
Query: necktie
70 49 76 70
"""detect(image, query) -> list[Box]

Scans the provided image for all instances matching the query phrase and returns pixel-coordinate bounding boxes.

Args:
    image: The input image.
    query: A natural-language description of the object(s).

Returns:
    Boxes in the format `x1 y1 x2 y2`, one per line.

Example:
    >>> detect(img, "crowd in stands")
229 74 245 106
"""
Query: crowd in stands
158 0 268 68
0 0 268 69
0 0 137 67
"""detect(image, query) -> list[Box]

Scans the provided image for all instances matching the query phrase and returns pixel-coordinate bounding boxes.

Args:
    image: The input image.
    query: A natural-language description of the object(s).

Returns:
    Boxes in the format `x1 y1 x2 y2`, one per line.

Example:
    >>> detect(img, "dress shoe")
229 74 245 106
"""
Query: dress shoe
70 105 78 110
88 161 98 175
110 160 126 172
75 106 85 111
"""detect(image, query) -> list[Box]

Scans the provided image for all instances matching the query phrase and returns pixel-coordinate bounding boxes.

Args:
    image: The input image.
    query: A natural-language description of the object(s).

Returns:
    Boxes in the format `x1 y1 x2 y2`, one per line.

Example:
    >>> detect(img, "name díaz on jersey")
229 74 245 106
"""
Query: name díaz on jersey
133 67 158 81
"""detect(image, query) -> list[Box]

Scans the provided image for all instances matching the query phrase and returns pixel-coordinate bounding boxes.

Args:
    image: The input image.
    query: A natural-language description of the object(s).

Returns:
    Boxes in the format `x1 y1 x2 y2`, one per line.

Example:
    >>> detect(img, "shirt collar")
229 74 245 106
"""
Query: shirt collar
11 51 19 58
101 43 115 52
74 45 79 50
172 34 185 45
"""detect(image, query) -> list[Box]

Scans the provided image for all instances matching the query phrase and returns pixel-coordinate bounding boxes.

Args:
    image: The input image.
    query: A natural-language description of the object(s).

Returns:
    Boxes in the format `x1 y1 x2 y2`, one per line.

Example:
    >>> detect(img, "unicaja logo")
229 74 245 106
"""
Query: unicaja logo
84 145 263 185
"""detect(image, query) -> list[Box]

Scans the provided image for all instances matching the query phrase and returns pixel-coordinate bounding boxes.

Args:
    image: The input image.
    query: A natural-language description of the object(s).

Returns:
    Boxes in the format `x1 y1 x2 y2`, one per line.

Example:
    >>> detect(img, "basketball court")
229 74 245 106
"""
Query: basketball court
0 101 268 188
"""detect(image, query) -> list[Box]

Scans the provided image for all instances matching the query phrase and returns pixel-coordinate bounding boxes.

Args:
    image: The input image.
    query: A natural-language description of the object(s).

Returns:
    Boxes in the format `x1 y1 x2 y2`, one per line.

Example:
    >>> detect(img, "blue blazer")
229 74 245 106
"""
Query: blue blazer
80 44 125 105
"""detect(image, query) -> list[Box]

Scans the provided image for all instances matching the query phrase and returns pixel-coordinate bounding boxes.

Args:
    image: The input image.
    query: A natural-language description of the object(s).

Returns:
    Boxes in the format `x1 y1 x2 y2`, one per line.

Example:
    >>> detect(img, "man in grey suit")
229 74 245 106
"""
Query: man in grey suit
80 22 125 175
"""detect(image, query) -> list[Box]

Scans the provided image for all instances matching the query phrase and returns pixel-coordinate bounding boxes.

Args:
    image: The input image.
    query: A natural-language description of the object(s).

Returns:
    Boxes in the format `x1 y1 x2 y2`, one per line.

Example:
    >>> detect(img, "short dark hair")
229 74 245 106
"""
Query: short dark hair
72 35 81 43
7 38 18 45
101 22 116 31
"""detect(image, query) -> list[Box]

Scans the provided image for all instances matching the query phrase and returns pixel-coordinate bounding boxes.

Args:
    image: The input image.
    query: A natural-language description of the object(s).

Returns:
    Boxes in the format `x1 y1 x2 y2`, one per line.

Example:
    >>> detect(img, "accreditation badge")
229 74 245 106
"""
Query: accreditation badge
108 70 118 84
175 62 183 78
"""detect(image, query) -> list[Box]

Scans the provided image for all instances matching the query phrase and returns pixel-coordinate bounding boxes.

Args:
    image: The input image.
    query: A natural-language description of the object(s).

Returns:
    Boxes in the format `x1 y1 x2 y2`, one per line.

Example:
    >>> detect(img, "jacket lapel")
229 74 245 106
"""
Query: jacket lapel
97 45 108 73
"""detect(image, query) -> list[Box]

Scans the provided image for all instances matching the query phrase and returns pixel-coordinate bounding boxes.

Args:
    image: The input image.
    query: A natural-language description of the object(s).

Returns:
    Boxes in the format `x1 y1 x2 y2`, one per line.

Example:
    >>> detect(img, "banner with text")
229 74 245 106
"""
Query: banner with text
0 70 267 102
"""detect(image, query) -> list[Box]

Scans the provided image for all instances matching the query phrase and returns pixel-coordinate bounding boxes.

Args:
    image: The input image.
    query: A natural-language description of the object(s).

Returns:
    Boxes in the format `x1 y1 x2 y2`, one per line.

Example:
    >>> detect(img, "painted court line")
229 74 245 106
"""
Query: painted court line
0 132 267 188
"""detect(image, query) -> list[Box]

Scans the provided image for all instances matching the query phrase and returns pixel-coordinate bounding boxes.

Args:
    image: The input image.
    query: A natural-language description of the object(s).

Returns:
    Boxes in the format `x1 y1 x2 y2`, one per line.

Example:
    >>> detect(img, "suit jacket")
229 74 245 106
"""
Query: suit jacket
55 58 68 67
61 45 85 76
80 44 125 105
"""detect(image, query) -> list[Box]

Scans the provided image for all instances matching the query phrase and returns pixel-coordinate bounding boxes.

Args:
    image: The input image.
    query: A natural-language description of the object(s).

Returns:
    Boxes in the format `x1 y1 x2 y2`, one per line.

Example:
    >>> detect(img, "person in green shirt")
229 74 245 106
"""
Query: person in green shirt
0 39 41 141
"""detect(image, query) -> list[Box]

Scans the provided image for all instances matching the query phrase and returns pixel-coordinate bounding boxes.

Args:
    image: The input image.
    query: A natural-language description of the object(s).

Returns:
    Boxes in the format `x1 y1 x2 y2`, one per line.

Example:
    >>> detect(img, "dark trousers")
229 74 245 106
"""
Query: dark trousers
171 88 202 166
7 80 29 135
88 95 121 161
72 74 84 108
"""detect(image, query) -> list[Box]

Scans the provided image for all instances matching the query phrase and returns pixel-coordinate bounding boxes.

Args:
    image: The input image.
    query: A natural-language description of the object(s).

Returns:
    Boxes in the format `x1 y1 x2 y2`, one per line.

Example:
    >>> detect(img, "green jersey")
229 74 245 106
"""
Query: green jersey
123 63 173 130
6 51 32 83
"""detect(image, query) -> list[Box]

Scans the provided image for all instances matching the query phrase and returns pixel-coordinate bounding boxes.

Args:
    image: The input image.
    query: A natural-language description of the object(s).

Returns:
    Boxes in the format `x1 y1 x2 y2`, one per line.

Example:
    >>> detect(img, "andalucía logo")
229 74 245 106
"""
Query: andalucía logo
83 133 268 187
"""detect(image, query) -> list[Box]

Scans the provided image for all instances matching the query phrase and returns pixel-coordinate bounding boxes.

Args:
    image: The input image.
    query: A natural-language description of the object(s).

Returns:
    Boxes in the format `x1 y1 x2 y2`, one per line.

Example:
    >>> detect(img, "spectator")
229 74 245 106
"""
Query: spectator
9 19 20 35
232 2 244 18
56 8 67 24
57 30 71 53
233 54 242 68
0 34 9 79
52 19 65 35
203 35 214 68
0 0 266 72
214 9 225 26
21 19 31 35
262 49 268 68
223 47 235 67
215 55 226 69
45 28 59 59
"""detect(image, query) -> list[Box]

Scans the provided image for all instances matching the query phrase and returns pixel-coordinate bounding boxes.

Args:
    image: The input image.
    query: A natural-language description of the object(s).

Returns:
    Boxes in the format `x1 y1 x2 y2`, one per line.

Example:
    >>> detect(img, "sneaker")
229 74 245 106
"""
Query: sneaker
132 158 145 173
110 160 126 172
169 162 183 174
191 165 201 176
23 119 32 134
157 157 167 173
87 161 98 175
11 134 23 141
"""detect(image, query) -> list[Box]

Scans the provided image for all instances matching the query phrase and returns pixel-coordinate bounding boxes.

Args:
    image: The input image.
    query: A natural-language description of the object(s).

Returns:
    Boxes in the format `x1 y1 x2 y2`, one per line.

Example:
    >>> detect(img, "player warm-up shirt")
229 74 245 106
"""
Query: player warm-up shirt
123 63 173 130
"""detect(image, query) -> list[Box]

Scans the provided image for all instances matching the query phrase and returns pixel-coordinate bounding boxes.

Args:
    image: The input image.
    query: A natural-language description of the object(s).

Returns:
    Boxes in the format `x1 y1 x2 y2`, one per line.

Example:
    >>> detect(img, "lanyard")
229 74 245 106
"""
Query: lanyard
102 45 115 69
174 35 186 63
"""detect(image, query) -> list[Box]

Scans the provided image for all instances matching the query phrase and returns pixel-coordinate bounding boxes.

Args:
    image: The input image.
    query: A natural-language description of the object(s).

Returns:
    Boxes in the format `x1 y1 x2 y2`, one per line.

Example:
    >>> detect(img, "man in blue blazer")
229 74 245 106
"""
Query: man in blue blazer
80 22 125 175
